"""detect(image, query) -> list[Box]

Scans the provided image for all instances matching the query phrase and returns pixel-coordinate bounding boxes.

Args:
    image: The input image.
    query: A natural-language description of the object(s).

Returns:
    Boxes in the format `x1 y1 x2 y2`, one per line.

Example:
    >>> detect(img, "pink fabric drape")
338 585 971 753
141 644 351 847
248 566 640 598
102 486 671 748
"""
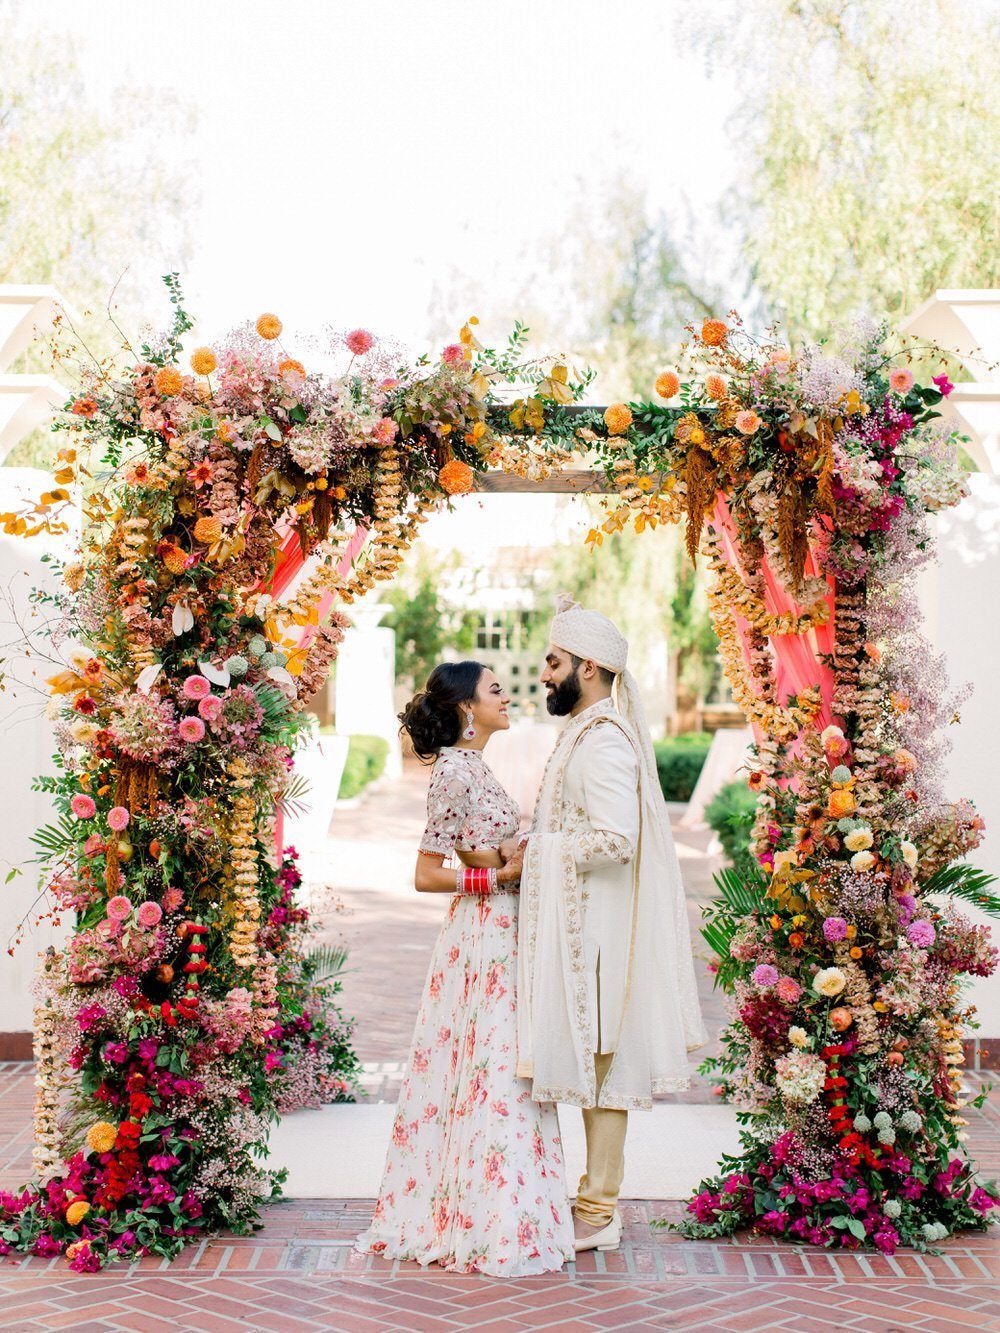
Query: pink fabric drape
710 495 837 743
266 524 368 853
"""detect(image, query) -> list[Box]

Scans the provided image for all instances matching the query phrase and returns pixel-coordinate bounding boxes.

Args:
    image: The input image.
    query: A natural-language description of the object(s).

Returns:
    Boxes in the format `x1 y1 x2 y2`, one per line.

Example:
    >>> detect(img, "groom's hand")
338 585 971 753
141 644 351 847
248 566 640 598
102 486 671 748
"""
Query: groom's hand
499 837 522 863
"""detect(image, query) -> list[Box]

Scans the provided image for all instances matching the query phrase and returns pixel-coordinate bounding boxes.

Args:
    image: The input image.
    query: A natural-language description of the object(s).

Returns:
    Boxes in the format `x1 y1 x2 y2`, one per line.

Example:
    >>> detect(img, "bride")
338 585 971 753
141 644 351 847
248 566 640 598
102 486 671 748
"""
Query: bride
356 661 573 1276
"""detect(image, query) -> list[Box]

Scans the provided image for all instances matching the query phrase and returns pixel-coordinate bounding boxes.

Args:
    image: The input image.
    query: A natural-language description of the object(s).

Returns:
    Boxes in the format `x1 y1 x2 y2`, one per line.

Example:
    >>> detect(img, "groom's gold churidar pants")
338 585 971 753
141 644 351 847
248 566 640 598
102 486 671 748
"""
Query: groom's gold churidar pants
575 1051 628 1227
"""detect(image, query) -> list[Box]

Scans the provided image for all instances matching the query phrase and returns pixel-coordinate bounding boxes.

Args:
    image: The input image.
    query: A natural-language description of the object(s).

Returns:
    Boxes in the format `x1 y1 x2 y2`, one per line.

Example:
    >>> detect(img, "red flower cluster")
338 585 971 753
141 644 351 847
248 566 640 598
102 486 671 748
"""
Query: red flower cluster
822 1043 883 1171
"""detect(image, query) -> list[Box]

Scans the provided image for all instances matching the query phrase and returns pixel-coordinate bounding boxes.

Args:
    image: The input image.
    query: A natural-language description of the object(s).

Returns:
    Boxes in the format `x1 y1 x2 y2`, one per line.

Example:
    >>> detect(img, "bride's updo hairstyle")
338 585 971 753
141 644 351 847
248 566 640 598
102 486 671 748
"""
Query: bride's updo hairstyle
399 661 485 761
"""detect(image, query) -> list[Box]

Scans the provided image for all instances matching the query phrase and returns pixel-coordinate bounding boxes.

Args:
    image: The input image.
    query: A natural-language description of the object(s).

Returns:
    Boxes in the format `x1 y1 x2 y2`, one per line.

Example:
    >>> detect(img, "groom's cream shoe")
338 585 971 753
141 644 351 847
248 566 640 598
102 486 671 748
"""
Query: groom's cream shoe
572 1209 622 1253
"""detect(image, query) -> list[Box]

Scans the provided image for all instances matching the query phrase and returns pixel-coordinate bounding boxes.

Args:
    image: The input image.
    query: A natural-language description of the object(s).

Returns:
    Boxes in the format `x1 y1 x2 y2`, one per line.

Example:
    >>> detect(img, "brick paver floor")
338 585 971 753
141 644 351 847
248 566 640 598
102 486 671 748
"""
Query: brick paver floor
1 767 998 1330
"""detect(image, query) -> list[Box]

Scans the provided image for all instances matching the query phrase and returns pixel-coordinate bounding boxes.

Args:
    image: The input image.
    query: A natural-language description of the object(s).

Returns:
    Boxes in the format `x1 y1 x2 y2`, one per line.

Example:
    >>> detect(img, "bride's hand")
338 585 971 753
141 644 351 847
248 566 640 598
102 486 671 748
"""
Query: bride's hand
496 847 524 886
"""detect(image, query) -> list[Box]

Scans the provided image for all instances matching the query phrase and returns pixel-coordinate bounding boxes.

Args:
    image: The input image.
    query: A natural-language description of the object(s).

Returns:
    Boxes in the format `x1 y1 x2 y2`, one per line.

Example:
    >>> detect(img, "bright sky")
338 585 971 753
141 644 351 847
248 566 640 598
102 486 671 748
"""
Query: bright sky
38 0 739 353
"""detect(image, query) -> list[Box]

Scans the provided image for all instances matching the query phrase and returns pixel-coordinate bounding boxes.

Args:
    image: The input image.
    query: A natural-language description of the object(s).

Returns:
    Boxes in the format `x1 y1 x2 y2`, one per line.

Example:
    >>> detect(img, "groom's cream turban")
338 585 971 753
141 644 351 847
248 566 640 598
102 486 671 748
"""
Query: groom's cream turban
549 594 628 674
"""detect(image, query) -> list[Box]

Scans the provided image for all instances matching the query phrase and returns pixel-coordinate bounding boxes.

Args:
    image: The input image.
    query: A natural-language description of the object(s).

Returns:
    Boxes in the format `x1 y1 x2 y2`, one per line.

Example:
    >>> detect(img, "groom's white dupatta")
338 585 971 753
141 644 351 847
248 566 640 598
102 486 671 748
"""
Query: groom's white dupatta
516 698 708 1111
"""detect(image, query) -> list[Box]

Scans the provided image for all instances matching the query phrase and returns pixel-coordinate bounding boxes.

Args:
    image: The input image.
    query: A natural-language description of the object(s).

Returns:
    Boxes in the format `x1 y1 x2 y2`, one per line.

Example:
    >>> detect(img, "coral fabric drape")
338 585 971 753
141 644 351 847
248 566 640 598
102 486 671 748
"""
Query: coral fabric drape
710 494 837 740
266 524 368 850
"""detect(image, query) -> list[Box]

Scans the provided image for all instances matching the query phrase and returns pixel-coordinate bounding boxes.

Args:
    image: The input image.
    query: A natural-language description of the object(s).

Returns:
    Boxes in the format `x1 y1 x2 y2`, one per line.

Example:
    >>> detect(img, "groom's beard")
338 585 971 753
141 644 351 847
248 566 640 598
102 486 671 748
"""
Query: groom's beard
544 667 581 716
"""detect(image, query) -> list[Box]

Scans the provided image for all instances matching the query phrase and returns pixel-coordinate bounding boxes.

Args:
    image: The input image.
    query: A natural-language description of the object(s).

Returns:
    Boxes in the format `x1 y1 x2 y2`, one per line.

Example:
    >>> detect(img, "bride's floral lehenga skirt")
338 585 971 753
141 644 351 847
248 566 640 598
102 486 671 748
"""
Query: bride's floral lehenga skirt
356 890 573 1276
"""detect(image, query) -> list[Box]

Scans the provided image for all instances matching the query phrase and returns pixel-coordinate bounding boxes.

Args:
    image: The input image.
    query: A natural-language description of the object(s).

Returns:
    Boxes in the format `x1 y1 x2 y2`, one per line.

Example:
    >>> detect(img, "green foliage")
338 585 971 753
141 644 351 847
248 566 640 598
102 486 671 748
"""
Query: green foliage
704 778 759 878
302 943 349 986
923 862 1000 919
382 551 479 690
653 732 712 802
700 863 770 993
337 735 390 801
691 0 1000 339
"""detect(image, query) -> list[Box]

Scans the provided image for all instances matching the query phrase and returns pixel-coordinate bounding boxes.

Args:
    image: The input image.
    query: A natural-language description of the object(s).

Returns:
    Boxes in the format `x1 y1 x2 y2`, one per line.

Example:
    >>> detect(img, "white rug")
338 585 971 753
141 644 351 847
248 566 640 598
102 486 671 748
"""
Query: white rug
268 1103 741 1200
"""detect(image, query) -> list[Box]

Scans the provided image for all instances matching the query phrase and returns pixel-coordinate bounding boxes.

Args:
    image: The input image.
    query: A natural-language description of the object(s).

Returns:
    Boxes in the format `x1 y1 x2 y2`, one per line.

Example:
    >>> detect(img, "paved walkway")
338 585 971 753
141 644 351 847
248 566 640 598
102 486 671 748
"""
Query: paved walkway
1 768 999 1329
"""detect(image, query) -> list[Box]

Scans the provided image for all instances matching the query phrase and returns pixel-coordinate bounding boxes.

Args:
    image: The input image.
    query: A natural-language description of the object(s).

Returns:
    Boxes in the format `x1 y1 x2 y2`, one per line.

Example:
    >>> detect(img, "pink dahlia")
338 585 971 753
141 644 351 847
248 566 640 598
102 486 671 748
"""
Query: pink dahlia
106 896 132 922
372 417 397 446
822 916 848 942
907 919 936 948
441 343 464 366
71 794 97 820
775 976 802 1004
83 833 104 857
136 901 163 928
197 695 224 723
162 886 184 912
178 716 206 743
107 806 130 832
345 328 374 356
182 674 211 701
889 367 915 394
752 963 779 988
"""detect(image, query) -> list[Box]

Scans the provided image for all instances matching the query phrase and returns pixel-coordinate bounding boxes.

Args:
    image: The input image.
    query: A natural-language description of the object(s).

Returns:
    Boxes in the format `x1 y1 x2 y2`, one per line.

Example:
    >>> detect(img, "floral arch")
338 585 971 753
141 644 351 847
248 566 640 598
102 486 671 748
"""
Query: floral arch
1 281 997 1268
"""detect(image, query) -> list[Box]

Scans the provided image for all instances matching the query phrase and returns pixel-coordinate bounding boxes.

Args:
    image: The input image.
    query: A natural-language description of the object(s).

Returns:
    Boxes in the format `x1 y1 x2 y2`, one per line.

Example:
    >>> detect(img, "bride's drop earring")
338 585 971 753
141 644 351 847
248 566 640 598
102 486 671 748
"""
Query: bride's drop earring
463 710 476 741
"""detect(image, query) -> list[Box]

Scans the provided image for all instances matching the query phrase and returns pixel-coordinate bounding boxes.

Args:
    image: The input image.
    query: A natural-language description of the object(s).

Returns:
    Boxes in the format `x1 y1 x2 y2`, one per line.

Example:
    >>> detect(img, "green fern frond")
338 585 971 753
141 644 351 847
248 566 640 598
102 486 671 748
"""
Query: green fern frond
924 862 1000 918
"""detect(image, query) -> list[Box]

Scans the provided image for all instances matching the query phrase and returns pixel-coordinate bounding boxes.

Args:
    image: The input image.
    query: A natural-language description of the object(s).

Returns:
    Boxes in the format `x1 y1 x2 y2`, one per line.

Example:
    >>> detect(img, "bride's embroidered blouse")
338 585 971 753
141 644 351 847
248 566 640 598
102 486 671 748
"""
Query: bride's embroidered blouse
419 746 520 856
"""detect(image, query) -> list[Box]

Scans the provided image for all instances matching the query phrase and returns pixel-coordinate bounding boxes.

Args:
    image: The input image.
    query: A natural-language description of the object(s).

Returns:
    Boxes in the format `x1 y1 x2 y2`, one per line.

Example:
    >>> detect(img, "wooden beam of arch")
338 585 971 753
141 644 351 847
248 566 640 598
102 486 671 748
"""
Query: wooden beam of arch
472 468 619 494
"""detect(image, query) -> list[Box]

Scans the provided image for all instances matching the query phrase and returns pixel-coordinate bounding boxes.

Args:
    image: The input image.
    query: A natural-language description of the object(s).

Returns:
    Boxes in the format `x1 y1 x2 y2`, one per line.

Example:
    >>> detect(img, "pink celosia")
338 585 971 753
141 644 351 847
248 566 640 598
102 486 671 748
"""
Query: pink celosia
136 901 163 928
107 806 130 832
345 329 374 356
71 794 96 820
106 896 132 922
182 675 211 701
178 716 206 743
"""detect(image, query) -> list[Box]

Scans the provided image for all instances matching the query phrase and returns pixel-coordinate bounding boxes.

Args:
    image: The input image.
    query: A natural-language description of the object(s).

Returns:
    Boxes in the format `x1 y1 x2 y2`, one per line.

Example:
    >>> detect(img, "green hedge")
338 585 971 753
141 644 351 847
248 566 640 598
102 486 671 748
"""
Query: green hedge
704 777 758 876
653 732 712 802
337 735 390 801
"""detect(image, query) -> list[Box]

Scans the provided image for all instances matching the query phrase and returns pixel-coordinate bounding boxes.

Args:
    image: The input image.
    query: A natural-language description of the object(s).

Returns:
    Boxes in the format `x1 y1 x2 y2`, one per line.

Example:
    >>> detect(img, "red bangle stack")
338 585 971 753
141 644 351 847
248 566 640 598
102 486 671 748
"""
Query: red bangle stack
456 866 496 896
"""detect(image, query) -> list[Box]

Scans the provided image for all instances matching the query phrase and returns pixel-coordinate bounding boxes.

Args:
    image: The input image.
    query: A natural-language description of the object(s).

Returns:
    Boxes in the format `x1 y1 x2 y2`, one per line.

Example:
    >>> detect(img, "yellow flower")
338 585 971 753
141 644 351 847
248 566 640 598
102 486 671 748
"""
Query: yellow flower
772 850 798 876
85 1120 118 1154
828 789 856 819
850 849 876 873
65 1199 91 1226
190 347 218 376
900 839 919 869
603 403 633 436
788 1026 810 1049
438 459 475 496
154 366 183 398
193 515 223 545
655 371 680 399
813 966 847 998
844 827 873 852
701 318 728 347
256 313 283 340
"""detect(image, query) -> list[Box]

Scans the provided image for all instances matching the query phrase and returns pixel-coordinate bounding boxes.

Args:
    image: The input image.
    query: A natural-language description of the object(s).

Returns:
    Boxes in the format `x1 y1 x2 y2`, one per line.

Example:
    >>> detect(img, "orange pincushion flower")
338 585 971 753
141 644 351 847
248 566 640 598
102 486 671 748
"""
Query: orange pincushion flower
655 371 680 400
256 313 283 340
65 1199 91 1226
190 347 218 376
701 318 728 347
827 789 856 819
603 403 633 436
438 459 475 496
705 373 727 401
85 1120 117 1154
279 358 305 377
193 515 223 544
154 366 184 397
158 542 189 575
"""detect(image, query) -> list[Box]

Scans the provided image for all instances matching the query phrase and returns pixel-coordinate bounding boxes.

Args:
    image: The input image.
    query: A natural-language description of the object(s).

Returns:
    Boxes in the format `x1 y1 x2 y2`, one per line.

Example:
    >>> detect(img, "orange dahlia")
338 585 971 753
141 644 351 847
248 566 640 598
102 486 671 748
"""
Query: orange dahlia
154 366 184 397
701 318 728 347
193 515 223 544
65 1199 91 1226
438 459 475 495
603 403 633 436
85 1120 117 1154
654 371 680 400
190 347 218 376
827 789 856 819
704 373 727 401
279 358 305 377
256 313 283 340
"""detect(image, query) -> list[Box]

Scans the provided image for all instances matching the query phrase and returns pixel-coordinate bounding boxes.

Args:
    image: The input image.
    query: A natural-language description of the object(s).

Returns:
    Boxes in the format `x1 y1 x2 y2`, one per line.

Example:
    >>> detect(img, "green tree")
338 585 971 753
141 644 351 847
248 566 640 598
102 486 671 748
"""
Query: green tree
382 552 478 691
1 2 193 464
689 0 1000 336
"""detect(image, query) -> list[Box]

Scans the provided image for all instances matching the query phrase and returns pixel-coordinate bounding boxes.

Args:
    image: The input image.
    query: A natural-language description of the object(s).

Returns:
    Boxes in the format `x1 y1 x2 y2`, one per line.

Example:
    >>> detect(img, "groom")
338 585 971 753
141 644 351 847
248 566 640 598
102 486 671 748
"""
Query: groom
512 597 707 1252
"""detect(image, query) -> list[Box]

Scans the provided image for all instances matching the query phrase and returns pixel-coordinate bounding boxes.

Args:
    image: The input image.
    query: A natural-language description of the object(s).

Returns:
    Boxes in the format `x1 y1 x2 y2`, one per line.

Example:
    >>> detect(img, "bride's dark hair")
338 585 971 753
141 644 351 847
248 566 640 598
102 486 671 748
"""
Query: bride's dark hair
399 661 486 761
